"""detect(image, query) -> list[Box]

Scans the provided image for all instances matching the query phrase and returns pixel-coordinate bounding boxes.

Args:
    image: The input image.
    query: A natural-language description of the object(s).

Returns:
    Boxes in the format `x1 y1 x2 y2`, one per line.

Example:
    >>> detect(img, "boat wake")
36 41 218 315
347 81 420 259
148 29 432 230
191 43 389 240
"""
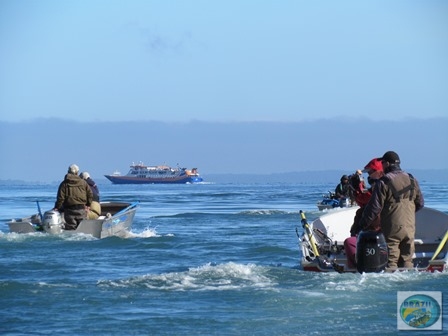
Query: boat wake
0 231 97 242
124 227 159 238
238 209 289 216
97 262 277 291
1 227 171 240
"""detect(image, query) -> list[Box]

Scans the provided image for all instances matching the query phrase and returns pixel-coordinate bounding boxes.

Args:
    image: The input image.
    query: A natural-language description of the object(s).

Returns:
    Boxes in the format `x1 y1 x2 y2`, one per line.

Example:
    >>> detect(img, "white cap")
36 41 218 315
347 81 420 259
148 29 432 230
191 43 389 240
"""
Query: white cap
80 172 90 180
68 164 79 174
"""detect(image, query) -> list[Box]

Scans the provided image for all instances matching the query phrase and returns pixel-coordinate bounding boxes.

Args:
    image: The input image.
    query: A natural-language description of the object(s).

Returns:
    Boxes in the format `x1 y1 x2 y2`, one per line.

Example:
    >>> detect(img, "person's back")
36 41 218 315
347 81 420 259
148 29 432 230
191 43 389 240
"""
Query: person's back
55 164 93 229
55 168 92 211
380 169 420 231
360 151 424 270
80 172 100 202
80 171 101 219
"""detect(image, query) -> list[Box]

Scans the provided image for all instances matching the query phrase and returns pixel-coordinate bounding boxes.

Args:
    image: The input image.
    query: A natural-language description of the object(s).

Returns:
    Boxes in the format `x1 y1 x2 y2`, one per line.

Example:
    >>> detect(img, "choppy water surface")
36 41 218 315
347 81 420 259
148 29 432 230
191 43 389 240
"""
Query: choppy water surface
1 181 447 335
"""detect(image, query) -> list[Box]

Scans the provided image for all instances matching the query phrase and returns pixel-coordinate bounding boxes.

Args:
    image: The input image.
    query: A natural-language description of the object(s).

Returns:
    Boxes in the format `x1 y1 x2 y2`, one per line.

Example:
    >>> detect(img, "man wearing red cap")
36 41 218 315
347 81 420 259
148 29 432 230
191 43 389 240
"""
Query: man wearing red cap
359 151 424 271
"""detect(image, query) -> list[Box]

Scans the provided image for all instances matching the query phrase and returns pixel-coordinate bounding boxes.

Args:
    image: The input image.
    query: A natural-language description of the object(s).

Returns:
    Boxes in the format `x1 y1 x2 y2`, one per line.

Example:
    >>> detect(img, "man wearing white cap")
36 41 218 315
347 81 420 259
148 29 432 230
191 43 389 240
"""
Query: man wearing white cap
54 164 93 230
80 171 101 219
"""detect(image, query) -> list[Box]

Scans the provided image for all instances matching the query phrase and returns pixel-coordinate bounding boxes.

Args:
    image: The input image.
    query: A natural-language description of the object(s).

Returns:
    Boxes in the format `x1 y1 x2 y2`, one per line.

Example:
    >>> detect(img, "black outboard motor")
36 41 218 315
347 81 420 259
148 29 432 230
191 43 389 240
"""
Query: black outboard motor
356 230 388 273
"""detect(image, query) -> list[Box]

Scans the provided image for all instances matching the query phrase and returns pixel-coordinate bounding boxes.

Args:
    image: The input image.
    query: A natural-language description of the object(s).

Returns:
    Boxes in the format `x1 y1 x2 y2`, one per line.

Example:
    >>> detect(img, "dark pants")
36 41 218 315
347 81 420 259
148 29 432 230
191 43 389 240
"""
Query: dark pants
64 208 87 230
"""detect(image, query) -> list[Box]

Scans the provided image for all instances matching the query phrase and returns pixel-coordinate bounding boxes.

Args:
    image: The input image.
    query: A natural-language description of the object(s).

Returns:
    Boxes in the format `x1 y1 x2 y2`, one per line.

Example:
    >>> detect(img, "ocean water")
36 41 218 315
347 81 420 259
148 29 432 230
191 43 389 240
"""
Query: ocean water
1 180 447 335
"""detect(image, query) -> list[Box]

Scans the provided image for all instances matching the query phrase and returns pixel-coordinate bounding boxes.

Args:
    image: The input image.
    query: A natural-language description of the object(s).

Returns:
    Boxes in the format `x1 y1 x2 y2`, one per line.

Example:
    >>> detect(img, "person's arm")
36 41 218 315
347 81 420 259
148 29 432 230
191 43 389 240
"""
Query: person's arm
413 177 424 212
359 181 385 231
86 183 93 207
54 183 65 210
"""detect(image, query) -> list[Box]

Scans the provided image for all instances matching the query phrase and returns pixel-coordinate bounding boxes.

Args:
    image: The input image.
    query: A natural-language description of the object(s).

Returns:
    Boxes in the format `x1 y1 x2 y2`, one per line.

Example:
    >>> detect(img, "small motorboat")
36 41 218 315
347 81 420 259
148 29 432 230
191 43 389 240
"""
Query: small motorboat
316 191 350 211
7 202 139 239
297 207 448 273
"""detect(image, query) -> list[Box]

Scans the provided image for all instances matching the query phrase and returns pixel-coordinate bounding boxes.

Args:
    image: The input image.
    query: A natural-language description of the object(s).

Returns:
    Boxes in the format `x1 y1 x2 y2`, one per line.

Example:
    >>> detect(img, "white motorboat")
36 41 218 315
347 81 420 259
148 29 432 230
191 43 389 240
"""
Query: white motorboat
298 207 448 273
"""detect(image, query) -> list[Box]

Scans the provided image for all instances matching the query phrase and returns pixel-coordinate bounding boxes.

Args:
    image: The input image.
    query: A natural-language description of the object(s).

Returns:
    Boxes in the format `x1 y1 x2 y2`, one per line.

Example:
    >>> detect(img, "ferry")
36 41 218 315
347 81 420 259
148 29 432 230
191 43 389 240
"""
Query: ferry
104 162 203 184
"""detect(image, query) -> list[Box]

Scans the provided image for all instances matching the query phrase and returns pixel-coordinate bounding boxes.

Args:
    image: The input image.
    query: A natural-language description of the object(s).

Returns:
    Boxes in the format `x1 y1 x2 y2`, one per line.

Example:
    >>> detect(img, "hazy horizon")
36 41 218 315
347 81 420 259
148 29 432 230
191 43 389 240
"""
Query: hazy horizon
1 117 447 183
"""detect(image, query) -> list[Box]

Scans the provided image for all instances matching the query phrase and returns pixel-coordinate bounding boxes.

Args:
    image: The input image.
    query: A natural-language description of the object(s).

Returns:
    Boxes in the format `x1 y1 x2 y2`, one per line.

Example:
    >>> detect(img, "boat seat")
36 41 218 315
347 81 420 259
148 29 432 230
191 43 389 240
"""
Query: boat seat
413 251 445 259
414 238 445 245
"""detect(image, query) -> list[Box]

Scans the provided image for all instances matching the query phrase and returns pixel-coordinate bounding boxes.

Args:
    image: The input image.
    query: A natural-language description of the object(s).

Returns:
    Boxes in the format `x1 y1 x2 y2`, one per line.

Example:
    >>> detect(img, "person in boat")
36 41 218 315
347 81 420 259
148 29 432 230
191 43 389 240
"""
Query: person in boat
334 175 350 206
358 151 424 271
54 164 93 230
347 170 365 205
341 158 384 271
80 171 101 220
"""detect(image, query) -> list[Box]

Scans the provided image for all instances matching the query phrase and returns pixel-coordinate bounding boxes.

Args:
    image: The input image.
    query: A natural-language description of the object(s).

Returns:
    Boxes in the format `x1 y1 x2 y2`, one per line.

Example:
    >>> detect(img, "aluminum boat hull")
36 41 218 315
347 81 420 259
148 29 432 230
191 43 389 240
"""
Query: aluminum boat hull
8 202 138 239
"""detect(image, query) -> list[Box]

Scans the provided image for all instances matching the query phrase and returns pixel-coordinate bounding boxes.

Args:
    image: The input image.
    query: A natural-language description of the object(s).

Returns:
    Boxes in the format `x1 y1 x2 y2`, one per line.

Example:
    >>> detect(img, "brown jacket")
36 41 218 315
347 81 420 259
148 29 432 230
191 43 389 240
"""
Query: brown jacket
359 168 424 232
54 173 93 210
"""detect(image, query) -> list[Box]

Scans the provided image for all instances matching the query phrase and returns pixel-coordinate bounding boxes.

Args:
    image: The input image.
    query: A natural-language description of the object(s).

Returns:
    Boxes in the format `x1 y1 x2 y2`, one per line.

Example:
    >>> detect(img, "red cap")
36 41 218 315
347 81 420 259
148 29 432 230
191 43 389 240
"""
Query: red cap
363 158 383 173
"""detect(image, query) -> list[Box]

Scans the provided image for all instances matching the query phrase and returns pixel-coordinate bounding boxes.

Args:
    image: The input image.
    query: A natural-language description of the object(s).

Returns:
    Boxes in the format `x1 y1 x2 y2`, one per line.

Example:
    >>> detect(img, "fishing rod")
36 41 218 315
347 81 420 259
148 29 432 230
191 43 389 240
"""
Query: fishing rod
36 200 43 222
430 230 448 261
300 210 320 258
297 210 336 271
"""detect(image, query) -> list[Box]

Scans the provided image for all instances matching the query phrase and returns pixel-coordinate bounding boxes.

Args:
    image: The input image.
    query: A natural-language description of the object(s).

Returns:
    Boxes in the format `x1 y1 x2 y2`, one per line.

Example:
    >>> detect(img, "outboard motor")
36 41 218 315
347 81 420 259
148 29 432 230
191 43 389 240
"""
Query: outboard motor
356 230 388 273
339 198 348 208
42 210 65 234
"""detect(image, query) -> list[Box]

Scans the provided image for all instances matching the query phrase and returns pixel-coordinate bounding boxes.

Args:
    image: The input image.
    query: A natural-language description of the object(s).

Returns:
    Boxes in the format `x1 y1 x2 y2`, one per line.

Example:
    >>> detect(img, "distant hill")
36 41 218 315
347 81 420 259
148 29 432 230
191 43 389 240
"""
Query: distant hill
203 169 448 184
1 118 447 182
2 169 447 185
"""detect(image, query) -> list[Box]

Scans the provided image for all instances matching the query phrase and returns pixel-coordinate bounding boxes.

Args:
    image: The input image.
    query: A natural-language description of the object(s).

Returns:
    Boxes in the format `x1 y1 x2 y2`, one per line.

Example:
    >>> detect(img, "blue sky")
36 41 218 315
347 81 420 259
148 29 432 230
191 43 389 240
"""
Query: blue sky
1 1 447 182
1 0 447 123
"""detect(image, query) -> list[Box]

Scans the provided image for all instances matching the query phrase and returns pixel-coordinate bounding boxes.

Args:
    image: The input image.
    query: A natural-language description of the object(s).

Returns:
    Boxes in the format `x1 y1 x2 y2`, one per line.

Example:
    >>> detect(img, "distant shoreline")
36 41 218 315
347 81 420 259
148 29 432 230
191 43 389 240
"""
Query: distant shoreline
2 169 448 184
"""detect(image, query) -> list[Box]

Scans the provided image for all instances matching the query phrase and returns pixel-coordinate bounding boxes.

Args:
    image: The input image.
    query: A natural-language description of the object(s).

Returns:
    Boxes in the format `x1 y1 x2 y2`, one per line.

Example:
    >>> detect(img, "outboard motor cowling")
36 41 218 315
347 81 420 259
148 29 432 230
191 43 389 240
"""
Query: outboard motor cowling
339 198 348 208
42 210 64 234
356 230 388 273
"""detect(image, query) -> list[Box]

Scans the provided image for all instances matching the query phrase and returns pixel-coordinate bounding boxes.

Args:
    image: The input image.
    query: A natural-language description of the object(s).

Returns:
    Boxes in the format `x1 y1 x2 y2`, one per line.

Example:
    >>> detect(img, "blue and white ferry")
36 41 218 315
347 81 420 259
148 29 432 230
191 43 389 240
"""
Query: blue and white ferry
105 162 203 184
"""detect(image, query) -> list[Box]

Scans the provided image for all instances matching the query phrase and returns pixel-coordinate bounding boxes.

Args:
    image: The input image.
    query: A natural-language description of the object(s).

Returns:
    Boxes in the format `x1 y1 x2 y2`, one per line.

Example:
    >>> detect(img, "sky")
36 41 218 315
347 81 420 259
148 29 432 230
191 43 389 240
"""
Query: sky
0 1 447 182
1 0 447 123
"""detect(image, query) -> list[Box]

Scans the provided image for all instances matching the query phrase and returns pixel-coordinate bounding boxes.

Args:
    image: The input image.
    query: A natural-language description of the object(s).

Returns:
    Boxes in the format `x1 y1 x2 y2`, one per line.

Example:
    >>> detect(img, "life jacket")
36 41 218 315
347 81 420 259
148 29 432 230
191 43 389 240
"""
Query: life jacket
381 173 415 203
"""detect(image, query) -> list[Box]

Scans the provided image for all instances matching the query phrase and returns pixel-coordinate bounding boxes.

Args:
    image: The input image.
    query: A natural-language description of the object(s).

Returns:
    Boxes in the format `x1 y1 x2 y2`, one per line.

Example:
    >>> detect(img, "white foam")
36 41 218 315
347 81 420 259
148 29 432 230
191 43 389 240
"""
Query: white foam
0 231 44 242
123 227 159 238
98 262 276 291
320 269 448 292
